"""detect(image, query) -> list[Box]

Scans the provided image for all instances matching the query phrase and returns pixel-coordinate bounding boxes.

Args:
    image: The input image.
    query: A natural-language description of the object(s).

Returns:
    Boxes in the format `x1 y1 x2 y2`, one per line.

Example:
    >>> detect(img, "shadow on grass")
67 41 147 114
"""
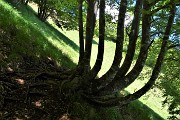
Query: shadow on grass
36 35 77 68
6 0 79 52
8 0 100 53
44 22 79 52
92 39 98 45
125 100 165 120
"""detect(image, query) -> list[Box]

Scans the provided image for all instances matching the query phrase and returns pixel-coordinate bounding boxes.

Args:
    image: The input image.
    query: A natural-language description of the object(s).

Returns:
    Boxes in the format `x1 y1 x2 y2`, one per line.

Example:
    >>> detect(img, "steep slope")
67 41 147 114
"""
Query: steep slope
0 0 77 70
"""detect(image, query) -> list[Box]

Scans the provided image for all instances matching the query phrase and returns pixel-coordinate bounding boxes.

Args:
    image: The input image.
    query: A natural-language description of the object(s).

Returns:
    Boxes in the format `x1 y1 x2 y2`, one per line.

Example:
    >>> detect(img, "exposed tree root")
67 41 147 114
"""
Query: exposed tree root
0 55 73 120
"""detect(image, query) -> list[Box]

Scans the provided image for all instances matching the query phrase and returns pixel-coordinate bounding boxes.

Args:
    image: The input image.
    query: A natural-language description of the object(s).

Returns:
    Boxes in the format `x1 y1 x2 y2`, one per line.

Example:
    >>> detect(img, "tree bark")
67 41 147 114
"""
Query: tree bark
83 0 96 72
93 0 151 95
78 0 85 67
80 0 105 91
116 0 142 78
37 0 49 22
91 0 127 92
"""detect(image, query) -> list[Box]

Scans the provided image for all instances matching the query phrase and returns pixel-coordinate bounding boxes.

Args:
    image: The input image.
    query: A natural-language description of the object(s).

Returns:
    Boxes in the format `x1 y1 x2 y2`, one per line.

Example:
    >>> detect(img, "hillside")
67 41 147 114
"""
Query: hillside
0 0 169 120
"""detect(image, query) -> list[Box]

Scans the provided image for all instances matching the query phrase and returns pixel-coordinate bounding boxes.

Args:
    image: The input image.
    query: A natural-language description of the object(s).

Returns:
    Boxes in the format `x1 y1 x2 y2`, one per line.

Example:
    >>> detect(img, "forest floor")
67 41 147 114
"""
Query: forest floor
0 49 73 120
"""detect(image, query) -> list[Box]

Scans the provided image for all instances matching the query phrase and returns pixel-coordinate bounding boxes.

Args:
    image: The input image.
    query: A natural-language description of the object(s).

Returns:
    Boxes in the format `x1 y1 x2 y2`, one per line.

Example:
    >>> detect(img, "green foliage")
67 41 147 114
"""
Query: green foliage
54 0 79 30
145 40 180 120
94 20 117 42
144 37 180 120
160 48 180 120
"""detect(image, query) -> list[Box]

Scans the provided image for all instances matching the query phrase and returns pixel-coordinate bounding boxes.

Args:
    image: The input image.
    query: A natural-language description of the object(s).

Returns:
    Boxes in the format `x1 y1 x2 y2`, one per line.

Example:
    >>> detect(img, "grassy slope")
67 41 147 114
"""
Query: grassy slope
0 0 77 68
0 0 168 119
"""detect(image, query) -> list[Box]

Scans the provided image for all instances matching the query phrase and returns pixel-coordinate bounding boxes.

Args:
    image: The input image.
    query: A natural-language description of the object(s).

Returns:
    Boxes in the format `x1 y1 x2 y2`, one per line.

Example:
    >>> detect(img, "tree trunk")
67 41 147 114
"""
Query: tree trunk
78 0 85 67
95 0 151 95
37 0 48 22
82 3 176 107
80 0 105 91
83 0 96 72
116 0 142 78
94 0 127 90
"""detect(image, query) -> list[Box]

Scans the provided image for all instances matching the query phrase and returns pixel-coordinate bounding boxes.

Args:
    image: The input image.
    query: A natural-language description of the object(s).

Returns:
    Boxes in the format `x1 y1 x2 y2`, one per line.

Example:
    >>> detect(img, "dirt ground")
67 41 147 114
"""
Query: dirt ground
0 55 74 120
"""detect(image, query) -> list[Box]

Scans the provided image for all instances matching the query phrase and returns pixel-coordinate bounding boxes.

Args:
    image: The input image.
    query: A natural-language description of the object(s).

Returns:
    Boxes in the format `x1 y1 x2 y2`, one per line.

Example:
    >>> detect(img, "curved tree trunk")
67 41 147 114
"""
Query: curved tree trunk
82 3 176 107
80 0 105 92
99 0 152 94
90 0 142 94
63 0 176 109
94 0 127 89
116 0 142 78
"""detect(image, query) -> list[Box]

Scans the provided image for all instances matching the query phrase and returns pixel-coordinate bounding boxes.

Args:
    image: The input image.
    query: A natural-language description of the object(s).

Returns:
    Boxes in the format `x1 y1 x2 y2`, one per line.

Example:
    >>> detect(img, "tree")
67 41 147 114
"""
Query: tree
52 0 79 30
0 0 179 119
60 0 177 107
31 0 79 29
32 0 56 21
13 0 54 21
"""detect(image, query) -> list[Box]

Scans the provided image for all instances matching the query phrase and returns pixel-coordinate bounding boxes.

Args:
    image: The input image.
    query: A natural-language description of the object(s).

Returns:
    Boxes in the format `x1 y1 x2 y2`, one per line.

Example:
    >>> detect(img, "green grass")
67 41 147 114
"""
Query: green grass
0 0 169 119
59 29 116 77
0 0 77 68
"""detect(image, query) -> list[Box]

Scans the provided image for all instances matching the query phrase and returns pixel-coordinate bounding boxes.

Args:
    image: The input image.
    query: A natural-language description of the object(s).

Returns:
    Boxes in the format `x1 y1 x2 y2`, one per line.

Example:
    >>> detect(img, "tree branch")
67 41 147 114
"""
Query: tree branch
150 2 171 15
94 0 151 95
80 0 105 89
115 0 142 78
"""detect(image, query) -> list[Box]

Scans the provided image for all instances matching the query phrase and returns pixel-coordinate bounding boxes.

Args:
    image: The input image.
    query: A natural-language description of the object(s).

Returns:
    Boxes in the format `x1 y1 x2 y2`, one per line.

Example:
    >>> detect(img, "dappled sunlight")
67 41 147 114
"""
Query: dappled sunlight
0 0 77 68
28 2 79 61
28 1 117 77
34 100 42 107
15 78 25 85
0 0 23 20
59 113 70 120
1 2 77 68
125 66 152 93
7 66 14 72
